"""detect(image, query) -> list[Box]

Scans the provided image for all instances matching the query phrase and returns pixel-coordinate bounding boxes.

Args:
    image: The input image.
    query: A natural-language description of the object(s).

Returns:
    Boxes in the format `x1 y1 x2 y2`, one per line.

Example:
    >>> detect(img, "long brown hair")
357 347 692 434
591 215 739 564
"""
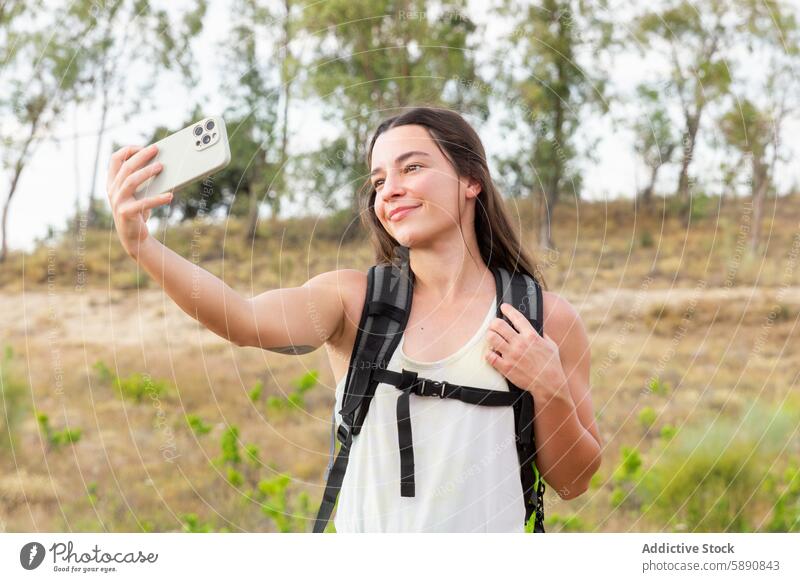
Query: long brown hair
358 106 548 289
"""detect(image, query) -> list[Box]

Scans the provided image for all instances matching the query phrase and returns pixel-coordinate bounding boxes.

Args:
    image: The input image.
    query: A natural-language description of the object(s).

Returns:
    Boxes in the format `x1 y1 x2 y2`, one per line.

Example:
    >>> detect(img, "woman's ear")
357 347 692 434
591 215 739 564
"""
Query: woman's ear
465 177 482 199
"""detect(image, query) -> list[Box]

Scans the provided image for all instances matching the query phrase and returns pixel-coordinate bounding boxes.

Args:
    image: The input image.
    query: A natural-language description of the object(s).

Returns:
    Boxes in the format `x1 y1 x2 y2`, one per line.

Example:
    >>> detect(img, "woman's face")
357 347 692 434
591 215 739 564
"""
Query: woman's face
369 124 479 248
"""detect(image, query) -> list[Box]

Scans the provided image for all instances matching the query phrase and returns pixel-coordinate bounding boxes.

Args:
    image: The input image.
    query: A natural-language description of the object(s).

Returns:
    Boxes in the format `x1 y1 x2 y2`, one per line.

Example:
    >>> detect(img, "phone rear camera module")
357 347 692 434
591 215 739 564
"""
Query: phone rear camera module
205 120 215 131
193 126 203 136
202 134 211 144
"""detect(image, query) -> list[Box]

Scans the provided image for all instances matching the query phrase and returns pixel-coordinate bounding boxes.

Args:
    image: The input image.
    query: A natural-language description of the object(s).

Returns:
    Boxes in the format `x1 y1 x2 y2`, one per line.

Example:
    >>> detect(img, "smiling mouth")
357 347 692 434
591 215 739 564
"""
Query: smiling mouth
389 206 420 221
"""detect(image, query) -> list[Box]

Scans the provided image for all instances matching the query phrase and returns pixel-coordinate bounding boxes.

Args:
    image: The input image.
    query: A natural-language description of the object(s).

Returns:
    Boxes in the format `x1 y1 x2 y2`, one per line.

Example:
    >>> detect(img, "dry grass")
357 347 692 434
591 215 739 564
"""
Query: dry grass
1 193 799 532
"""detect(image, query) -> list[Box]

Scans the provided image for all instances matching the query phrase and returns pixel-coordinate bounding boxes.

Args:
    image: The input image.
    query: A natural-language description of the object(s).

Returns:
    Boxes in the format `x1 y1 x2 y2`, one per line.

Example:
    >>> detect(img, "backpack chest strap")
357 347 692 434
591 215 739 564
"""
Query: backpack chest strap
373 367 524 498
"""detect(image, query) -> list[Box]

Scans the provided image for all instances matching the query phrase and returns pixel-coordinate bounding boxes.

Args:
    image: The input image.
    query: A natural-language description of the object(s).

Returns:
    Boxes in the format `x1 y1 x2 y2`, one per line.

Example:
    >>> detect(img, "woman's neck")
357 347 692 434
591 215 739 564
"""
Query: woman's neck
409 241 492 304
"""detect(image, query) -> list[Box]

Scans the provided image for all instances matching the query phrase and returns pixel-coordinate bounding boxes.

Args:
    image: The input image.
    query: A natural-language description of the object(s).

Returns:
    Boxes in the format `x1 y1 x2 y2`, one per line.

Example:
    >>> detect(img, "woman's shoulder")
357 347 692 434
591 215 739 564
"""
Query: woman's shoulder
541 290 586 346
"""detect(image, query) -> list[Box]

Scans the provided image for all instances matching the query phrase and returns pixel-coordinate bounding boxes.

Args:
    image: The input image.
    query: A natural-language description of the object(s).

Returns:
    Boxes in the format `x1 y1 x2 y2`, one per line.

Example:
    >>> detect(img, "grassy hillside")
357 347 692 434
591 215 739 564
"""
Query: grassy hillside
1 193 799 533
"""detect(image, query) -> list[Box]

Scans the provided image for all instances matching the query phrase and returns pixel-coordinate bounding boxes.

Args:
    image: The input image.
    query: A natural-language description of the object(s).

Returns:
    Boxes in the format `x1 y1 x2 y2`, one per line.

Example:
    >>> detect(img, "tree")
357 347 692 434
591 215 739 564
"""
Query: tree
0 5 93 262
297 0 486 218
495 0 611 250
219 0 298 240
74 0 208 225
631 83 679 210
633 0 790 218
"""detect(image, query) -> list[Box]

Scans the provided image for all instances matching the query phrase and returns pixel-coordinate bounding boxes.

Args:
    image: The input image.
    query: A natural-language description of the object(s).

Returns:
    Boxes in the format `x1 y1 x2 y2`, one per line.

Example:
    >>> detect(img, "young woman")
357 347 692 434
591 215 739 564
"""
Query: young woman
106 106 602 533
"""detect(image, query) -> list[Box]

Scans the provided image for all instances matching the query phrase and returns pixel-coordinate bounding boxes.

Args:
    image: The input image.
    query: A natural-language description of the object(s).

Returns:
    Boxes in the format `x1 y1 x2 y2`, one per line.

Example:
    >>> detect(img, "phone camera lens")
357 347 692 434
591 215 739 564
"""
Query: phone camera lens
205 120 215 131
193 126 203 136
202 134 211 144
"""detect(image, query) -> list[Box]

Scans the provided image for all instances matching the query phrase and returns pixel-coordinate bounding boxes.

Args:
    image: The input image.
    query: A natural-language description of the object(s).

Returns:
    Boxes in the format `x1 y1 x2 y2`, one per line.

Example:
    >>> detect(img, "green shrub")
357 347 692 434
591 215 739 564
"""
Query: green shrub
767 463 800 532
181 513 214 533
186 413 212 435
544 513 585 532
266 370 320 412
638 406 657 431
256 474 312 533
0 345 27 451
218 425 241 465
647 377 670 396
115 373 167 403
613 445 642 483
660 424 677 441
640 230 654 249
248 380 263 403
36 411 82 449
610 486 626 508
638 401 799 532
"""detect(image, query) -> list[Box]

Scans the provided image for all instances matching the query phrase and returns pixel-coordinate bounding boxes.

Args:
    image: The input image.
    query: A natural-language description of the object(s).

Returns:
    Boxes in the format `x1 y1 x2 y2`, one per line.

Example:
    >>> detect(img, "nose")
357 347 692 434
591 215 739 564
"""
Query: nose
379 169 406 200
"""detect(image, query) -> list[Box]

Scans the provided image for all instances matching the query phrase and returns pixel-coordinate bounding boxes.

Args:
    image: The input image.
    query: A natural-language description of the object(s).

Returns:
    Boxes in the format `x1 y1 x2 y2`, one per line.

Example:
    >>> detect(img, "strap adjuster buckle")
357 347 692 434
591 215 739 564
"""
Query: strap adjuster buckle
420 379 447 398
336 424 352 445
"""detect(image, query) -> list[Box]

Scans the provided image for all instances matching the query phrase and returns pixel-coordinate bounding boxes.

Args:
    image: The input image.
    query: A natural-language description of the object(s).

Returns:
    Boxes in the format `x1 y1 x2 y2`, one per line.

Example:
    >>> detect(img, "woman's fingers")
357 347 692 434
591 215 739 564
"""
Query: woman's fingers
118 191 173 219
117 160 164 202
111 144 160 202
107 145 143 194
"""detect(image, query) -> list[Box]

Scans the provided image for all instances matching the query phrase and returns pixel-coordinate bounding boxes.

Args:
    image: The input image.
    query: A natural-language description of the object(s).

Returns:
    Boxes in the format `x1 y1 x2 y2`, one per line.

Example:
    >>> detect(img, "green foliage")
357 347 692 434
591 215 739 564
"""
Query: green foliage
613 445 642 484
248 380 263 403
245 443 260 467
181 513 214 533
544 513 585 532
186 413 212 436
640 230 654 248
218 425 242 465
114 373 167 404
610 486 626 509
638 401 800 532
93 360 169 404
0 345 27 451
86 482 98 505
647 377 670 396
638 406 658 431
256 474 312 533
660 424 677 441
266 370 320 412
767 463 800 532
36 411 82 449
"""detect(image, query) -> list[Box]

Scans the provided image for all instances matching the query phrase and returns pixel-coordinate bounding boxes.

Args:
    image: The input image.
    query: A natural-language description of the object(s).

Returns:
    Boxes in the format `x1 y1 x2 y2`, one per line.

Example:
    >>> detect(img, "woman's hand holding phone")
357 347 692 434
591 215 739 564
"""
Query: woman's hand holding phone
106 144 174 258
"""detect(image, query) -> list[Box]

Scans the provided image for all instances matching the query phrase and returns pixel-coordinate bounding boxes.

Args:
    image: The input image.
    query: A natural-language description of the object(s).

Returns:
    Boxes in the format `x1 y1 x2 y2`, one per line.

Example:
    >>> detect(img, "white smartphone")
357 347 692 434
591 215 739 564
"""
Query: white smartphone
133 115 231 200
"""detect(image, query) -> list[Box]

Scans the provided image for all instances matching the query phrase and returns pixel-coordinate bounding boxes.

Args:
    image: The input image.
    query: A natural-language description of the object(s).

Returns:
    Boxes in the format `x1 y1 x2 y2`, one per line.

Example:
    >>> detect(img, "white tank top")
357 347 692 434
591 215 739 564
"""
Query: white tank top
332 296 526 532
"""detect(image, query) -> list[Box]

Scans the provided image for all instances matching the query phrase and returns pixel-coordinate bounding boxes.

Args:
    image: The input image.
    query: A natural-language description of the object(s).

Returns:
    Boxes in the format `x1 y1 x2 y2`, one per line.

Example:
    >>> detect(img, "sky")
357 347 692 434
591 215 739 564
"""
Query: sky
3 0 800 252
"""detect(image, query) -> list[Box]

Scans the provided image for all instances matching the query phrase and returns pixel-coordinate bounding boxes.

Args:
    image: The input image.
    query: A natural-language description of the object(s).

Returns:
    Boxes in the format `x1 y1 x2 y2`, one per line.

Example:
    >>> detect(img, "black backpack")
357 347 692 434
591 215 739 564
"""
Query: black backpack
313 246 546 533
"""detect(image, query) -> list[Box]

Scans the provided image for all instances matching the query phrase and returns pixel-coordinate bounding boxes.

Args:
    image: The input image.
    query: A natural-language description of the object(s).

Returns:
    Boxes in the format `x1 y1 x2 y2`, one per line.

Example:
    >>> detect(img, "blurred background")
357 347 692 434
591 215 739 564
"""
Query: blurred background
1 0 799 533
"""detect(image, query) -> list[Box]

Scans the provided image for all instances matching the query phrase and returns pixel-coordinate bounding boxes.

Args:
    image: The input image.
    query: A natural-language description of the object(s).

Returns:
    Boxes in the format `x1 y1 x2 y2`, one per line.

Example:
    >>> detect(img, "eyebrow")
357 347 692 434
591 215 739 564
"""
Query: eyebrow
370 151 431 178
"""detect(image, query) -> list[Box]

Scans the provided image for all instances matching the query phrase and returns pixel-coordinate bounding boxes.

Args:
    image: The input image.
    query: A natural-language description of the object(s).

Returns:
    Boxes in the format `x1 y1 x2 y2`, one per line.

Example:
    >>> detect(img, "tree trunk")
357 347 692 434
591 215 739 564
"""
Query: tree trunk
88 81 110 225
749 165 768 254
245 185 259 241
676 113 701 204
639 163 660 210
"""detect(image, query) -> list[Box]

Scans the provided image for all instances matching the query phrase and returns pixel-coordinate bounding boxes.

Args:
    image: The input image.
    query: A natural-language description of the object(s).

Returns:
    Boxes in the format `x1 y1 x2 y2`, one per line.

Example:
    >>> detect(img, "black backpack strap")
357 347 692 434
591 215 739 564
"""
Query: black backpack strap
494 266 546 533
312 248 414 532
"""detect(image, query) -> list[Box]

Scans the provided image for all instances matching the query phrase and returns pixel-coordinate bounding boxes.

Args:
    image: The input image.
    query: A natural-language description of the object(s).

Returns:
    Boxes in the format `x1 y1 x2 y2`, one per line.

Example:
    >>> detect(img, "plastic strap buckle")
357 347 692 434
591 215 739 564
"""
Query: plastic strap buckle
420 378 447 398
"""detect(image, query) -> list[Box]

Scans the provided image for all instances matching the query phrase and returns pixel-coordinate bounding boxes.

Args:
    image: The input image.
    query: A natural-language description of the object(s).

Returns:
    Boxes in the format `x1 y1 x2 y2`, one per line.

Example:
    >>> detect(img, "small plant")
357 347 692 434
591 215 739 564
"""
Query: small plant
256 474 312 533
647 377 670 396
613 445 642 483
86 482 98 505
181 513 214 533
266 370 320 412
640 229 654 248
610 486 626 509
186 413 212 435
92 360 114 384
544 513 585 532
767 463 800 532
218 425 242 465
93 361 169 404
248 380 264 403
660 424 677 441
0 345 27 452
245 444 260 467
638 406 657 431
36 411 82 449
115 373 167 403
